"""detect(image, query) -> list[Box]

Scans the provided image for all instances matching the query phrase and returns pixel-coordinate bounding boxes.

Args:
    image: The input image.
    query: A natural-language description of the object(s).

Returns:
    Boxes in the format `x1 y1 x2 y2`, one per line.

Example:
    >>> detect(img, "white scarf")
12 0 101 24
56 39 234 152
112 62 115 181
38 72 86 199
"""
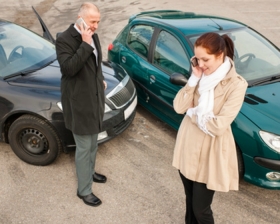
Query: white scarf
191 56 231 137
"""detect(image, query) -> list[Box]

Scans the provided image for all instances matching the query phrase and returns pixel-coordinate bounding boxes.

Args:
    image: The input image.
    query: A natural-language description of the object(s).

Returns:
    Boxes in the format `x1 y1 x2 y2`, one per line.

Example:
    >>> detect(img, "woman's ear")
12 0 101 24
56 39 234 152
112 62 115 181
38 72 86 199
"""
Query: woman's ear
216 51 224 61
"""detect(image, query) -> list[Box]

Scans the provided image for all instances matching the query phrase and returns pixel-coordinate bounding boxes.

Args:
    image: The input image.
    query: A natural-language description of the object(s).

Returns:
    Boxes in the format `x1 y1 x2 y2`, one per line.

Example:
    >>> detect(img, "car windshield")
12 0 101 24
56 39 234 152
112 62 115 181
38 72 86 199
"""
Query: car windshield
188 28 280 83
0 22 56 78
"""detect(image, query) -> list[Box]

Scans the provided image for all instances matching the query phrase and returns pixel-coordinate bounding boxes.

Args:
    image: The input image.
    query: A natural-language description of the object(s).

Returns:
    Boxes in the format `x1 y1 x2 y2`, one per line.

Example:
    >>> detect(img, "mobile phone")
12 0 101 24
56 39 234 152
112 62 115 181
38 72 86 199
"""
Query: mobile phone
76 17 88 29
191 57 198 67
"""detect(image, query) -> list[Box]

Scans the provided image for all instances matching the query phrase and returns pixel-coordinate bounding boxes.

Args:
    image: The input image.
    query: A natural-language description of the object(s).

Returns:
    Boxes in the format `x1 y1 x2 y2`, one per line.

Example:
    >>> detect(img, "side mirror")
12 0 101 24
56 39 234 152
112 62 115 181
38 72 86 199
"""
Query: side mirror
170 73 188 86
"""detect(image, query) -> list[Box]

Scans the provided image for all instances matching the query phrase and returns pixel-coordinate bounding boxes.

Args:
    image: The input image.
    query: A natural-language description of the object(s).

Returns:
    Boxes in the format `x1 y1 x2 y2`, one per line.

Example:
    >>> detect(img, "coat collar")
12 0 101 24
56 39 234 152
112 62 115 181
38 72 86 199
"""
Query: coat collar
92 34 102 65
68 24 81 38
67 24 102 65
68 24 100 47
222 58 237 81
214 58 238 98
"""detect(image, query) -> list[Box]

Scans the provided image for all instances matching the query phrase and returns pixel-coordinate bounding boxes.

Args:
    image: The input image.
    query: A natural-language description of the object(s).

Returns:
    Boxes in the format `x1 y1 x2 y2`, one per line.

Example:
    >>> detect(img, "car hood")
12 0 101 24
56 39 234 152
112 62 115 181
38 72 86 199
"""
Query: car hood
7 60 61 89
7 60 124 94
241 82 280 133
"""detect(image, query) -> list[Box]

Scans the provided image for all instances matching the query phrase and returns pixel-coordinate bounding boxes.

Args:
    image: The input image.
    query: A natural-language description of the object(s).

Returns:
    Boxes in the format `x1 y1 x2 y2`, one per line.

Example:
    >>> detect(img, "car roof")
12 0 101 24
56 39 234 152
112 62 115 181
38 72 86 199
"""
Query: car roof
129 10 246 36
0 20 11 25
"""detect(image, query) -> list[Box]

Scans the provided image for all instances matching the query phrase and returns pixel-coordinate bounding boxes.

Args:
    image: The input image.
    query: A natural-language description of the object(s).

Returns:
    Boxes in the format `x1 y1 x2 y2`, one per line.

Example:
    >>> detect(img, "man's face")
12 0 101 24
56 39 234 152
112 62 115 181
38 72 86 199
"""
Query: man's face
83 10 100 33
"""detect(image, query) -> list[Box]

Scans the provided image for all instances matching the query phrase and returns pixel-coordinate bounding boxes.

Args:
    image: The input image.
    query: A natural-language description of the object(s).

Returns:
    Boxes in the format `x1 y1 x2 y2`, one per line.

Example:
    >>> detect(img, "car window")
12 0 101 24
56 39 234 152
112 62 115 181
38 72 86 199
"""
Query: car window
0 23 56 78
153 30 190 76
232 29 280 79
189 28 280 82
127 25 154 59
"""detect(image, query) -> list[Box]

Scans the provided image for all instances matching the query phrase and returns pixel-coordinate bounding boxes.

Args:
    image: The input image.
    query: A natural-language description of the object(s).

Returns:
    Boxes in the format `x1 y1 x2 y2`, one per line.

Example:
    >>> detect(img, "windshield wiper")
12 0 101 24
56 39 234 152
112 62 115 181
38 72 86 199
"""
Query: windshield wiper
3 68 40 80
248 75 280 87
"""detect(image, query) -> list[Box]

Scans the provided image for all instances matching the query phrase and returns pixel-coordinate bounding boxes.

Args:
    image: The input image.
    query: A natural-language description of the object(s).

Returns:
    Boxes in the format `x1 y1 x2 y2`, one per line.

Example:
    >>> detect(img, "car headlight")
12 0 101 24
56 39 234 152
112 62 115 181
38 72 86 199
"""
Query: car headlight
259 130 280 153
104 103 112 113
57 102 63 111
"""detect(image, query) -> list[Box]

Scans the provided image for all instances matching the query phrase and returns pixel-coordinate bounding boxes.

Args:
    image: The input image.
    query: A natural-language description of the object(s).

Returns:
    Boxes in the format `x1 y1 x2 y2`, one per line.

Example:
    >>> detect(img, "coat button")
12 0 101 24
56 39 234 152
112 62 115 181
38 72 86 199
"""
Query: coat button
221 80 227 85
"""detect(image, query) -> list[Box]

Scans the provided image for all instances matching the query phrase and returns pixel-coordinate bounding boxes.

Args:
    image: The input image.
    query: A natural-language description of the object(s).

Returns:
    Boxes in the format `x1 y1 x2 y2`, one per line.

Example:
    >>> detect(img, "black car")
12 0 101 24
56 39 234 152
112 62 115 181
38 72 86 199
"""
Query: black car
0 9 137 166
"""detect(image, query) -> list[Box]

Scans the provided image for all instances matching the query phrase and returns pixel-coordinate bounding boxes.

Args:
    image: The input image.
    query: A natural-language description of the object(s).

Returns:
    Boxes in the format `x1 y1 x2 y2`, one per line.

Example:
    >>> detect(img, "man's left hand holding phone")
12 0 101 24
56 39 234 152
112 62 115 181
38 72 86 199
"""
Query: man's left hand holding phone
76 17 93 45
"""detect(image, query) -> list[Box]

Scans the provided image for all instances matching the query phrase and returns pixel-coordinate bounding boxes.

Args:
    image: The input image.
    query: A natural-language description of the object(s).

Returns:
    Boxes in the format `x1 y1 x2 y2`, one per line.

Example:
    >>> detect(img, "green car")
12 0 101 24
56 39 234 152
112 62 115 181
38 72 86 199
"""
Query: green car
108 10 280 189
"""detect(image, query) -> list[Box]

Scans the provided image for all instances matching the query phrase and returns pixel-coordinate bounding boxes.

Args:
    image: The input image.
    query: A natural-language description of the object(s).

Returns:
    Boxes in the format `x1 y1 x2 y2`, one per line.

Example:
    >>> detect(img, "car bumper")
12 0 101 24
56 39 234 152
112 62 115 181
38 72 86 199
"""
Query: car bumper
255 157 280 171
51 95 137 151
243 154 280 189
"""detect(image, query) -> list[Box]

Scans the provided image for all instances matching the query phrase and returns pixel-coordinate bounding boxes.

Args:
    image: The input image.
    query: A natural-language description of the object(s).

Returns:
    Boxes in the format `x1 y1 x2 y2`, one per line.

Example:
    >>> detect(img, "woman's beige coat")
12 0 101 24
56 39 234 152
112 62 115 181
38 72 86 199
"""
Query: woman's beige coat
172 61 248 192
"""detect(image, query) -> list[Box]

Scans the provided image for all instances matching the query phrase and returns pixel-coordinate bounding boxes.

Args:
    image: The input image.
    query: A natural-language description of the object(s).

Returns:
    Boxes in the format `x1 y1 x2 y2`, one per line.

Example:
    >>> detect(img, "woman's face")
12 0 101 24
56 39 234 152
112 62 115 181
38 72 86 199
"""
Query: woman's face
194 46 224 75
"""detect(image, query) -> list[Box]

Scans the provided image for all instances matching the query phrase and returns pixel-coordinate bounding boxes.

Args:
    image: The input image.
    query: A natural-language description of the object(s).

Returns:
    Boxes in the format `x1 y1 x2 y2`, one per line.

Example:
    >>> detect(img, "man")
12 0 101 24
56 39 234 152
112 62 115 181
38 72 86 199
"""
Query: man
56 2 107 207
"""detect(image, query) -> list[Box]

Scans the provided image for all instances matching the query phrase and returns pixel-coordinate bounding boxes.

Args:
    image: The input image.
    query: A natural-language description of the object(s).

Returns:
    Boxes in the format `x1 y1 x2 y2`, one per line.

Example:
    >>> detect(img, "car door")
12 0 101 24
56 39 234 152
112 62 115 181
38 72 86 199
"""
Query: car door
119 24 155 106
146 29 191 129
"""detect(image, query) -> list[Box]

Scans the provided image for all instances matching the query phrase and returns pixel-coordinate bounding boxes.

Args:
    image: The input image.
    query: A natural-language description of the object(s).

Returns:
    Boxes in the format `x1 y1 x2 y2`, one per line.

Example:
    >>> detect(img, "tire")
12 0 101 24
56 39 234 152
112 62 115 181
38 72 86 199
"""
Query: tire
8 115 62 166
236 145 245 180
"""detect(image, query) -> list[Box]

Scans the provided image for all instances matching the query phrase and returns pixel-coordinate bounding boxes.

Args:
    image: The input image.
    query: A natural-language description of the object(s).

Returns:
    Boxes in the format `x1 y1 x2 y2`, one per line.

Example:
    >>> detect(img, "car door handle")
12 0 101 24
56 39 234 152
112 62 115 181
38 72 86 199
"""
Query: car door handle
121 56 126 63
150 75 156 84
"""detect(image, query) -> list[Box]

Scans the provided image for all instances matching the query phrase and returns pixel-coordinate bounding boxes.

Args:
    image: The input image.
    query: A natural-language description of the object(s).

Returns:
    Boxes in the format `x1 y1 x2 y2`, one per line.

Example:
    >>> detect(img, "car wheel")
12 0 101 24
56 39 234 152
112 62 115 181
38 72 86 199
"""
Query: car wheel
8 115 62 166
236 145 245 180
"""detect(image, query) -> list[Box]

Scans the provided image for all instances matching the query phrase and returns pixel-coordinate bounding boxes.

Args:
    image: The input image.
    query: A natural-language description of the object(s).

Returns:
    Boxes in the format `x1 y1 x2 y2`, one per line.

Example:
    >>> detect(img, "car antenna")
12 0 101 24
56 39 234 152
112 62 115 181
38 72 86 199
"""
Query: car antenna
209 18 223 30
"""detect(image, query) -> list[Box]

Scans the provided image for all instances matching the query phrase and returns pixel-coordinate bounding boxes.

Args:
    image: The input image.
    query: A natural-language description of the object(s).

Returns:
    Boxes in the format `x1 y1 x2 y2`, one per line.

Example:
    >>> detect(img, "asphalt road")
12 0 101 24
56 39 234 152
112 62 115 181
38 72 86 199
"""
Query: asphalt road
1 0 280 224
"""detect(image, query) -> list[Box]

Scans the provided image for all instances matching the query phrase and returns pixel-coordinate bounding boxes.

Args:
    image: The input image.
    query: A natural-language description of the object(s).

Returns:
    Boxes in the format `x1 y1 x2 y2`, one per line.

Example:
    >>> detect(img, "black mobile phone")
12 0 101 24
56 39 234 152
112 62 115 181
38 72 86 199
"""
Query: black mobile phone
191 57 198 67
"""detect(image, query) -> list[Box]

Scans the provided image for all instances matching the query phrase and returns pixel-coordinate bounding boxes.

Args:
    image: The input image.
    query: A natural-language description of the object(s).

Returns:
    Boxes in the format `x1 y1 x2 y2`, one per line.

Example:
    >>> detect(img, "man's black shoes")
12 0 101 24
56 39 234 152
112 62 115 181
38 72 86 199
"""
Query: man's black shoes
76 173 106 206
77 192 102 207
93 172 107 183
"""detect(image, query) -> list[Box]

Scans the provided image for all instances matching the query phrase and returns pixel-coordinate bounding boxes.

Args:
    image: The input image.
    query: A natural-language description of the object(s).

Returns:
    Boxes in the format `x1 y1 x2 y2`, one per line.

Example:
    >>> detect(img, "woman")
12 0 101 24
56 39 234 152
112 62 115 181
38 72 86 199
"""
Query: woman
172 32 248 224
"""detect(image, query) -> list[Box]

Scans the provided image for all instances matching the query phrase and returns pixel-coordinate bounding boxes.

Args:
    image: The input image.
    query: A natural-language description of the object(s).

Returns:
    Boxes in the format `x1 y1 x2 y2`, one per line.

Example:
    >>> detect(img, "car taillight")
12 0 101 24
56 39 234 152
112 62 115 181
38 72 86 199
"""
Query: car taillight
108 43 114 51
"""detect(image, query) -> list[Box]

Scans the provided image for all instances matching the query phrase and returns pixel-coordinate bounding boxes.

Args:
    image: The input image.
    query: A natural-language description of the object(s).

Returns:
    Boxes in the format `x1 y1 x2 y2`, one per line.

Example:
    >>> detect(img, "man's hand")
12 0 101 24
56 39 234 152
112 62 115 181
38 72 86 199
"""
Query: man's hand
103 81 107 90
80 24 93 45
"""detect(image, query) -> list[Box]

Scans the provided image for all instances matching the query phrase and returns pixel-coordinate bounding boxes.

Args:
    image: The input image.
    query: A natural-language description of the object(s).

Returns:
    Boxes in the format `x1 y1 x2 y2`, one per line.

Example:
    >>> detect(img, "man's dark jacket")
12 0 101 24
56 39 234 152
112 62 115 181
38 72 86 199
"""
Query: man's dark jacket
55 24 105 135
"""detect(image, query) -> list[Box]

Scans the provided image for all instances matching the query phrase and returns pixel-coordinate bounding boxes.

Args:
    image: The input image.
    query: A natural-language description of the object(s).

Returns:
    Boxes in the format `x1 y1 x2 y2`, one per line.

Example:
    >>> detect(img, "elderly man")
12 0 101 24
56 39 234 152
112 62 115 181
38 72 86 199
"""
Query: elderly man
55 2 107 207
